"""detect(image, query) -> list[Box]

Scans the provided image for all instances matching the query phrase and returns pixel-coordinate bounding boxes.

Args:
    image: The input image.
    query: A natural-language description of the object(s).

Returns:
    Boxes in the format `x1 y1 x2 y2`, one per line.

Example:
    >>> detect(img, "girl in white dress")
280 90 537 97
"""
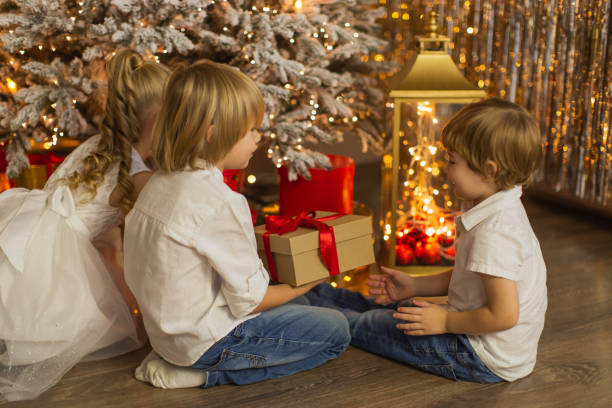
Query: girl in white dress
0 49 170 401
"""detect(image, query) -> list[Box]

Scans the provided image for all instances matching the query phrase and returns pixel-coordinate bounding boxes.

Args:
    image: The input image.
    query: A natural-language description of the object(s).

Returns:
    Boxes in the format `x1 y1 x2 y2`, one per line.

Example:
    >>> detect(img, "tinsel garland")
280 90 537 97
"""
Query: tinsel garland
384 0 611 208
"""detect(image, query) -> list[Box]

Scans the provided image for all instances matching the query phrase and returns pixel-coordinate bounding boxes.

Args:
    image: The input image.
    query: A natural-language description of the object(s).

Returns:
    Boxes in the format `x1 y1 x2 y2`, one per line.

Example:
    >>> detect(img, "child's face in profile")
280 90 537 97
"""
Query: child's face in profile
217 126 261 170
445 151 497 205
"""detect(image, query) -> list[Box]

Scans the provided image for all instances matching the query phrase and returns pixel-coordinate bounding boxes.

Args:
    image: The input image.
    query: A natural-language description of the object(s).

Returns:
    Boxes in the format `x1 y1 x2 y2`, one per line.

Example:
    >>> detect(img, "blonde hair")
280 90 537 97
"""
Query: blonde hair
152 60 264 171
441 97 543 189
65 49 170 213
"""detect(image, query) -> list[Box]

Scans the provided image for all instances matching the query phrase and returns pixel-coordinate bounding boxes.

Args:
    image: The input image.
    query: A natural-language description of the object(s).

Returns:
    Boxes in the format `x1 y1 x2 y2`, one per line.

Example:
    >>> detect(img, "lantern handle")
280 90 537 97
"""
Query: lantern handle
418 11 449 54
425 11 439 38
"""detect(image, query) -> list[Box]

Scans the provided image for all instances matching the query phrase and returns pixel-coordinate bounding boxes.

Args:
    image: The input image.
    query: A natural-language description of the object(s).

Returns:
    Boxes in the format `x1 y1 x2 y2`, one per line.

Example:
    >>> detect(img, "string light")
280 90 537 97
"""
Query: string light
6 78 17 94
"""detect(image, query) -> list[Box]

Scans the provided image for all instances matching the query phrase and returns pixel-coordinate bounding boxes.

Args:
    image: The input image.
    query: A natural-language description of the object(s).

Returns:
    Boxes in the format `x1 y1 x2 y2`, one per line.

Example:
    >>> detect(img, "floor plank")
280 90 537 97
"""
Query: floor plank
2 195 612 407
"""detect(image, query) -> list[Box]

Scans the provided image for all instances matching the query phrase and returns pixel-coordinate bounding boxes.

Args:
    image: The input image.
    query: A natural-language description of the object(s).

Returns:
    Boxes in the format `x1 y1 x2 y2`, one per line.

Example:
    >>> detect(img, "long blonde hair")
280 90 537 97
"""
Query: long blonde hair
65 49 170 213
152 60 264 172
441 97 543 189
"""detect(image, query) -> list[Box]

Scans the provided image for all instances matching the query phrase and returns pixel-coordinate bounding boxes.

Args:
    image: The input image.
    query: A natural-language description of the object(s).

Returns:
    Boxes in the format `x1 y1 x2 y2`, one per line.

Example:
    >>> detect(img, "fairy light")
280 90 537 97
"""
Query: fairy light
388 94 461 267
6 78 17 93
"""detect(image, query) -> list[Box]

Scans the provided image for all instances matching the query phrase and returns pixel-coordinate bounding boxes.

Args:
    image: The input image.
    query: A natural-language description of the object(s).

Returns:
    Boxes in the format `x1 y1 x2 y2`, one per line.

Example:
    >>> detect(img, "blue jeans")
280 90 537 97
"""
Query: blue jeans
301 283 504 383
190 303 350 387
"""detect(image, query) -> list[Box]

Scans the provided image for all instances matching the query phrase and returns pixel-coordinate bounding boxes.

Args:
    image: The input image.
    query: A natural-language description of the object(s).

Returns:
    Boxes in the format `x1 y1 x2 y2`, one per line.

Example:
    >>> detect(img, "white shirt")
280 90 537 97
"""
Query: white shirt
448 186 547 381
124 166 269 366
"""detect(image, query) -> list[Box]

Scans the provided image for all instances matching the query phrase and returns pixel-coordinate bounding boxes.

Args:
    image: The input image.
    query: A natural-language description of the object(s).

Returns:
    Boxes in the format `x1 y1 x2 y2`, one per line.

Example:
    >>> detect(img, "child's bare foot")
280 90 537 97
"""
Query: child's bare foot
134 351 206 389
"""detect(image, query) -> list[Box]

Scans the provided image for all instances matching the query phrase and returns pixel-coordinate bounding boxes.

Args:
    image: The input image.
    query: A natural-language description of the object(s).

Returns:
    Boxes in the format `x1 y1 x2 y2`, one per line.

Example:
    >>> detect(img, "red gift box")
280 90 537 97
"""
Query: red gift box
278 154 354 216
222 169 245 193
28 151 65 179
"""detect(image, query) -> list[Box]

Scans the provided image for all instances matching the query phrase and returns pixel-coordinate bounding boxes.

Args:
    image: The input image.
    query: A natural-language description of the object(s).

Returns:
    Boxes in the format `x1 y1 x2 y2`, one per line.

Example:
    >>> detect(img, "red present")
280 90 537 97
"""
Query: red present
0 145 7 174
278 154 354 216
28 152 65 179
222 169 245 192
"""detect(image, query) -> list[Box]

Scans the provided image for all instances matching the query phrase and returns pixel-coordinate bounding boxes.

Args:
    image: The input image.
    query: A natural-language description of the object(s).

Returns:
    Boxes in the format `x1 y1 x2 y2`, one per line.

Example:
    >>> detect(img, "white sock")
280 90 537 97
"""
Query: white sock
134 350 207 389
134 350 160 383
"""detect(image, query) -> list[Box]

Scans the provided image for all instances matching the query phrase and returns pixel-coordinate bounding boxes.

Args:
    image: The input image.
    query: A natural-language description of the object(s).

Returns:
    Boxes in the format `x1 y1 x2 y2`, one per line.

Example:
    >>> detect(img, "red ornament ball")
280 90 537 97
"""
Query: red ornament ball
444 246 456 258
414 239 441 265
437 234 454 247
396 244 415 265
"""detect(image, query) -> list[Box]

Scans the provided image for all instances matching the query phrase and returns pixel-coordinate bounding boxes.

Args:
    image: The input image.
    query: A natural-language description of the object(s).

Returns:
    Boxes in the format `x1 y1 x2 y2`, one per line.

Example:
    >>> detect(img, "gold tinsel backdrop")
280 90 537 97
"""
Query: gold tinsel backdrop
383 0 611 209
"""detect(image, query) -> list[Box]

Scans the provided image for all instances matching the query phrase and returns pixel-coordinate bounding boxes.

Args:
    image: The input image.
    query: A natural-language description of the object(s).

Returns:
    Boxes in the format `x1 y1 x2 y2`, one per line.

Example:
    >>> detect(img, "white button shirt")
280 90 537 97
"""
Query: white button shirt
449 186 547 381
124 166 269 366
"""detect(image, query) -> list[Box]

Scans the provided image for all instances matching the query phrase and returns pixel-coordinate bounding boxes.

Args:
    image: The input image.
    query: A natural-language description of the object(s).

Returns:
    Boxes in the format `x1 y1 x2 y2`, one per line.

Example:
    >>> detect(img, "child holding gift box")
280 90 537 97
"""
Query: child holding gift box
124 60 350 389
0 49 170 401
303 97 547 383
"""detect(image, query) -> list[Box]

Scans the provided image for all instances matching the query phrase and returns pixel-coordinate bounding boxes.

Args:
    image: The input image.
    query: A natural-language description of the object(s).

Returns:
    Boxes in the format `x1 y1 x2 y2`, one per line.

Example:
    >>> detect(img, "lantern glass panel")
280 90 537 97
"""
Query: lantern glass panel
382 101 465 274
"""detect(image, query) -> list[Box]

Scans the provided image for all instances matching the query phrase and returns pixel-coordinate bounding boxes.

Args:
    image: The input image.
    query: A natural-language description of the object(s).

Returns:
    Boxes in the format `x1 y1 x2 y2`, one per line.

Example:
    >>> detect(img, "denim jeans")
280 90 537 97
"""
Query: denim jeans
190 302 350 387
301 283 504 383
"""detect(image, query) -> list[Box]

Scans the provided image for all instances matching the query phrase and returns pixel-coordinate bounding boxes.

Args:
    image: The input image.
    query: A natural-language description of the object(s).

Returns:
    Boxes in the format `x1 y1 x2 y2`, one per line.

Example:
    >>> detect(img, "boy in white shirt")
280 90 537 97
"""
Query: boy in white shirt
304 97 547 382
124 60 350 389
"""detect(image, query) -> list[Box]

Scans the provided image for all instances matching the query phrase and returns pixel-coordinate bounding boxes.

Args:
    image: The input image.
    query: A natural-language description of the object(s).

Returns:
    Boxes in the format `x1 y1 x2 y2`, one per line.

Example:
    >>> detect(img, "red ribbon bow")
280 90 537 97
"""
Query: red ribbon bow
263 211 342 281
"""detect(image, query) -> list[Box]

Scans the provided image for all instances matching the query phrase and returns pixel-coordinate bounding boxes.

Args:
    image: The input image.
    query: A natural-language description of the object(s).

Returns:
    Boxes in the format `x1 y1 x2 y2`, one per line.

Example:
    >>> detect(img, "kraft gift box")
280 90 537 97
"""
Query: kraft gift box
254 212 375 286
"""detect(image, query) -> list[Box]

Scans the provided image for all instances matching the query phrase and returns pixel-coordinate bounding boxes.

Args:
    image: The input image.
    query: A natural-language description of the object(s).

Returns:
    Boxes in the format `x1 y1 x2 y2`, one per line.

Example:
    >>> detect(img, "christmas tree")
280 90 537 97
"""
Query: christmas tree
0 0 391 181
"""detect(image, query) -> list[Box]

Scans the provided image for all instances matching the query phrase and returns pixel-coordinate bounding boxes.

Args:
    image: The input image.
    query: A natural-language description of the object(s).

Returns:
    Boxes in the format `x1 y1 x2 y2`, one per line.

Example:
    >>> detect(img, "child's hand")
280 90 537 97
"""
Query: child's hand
393 299 448 336
367 266 416 304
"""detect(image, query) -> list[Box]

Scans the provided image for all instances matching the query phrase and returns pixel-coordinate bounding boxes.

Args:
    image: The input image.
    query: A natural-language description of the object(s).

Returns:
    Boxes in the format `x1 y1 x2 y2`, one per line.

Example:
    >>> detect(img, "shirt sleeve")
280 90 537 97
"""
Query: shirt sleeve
465 226 524 281
194 193 269 318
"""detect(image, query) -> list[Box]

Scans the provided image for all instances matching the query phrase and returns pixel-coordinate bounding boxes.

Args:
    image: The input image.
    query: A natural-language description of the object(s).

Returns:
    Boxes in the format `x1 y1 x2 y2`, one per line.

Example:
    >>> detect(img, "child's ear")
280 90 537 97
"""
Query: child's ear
206 125 215 143
484 160 498 179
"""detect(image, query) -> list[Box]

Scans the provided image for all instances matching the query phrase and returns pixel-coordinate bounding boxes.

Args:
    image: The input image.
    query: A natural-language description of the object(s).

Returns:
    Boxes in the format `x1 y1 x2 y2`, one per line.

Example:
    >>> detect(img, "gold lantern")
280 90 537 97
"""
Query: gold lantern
382 12 486 274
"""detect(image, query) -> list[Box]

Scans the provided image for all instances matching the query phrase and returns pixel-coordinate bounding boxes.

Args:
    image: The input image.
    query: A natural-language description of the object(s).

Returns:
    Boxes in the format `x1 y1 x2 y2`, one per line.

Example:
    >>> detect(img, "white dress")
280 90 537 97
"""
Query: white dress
0 135 150 401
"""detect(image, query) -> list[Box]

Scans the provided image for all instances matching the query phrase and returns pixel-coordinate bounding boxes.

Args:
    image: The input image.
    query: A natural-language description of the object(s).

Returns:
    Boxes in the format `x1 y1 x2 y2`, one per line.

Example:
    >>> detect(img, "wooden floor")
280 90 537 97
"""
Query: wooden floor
3 196 612 407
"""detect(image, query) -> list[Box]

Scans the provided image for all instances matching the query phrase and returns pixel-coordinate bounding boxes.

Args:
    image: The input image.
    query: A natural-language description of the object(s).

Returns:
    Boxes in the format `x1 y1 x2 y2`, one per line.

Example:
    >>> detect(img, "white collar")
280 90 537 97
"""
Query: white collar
456 186 523 231
185 159 224 183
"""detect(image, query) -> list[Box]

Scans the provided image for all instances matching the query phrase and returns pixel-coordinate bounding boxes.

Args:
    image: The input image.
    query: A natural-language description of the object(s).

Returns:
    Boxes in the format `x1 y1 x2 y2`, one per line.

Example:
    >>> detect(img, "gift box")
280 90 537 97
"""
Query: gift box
254 211 375 286
278 154 354 216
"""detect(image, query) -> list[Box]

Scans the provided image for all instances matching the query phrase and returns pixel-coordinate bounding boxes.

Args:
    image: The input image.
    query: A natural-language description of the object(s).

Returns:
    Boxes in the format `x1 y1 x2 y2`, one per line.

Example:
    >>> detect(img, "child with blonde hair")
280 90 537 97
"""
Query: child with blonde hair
303 97 547 383
124 60 350 389
0 49 170 401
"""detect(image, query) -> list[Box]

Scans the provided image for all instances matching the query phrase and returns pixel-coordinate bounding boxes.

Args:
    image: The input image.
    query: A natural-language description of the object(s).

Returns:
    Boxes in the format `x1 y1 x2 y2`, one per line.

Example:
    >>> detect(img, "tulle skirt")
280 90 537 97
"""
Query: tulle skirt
0 188 142 401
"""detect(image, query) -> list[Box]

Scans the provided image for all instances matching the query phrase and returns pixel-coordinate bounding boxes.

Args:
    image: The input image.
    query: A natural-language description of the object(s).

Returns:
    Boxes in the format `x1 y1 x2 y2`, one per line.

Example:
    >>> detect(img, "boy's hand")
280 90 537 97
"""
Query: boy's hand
393 300 448 336
367 266 417 304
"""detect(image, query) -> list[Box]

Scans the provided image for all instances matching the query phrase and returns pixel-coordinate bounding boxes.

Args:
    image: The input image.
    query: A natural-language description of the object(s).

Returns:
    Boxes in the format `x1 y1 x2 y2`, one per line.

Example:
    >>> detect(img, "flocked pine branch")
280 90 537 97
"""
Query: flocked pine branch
0 0 393 180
